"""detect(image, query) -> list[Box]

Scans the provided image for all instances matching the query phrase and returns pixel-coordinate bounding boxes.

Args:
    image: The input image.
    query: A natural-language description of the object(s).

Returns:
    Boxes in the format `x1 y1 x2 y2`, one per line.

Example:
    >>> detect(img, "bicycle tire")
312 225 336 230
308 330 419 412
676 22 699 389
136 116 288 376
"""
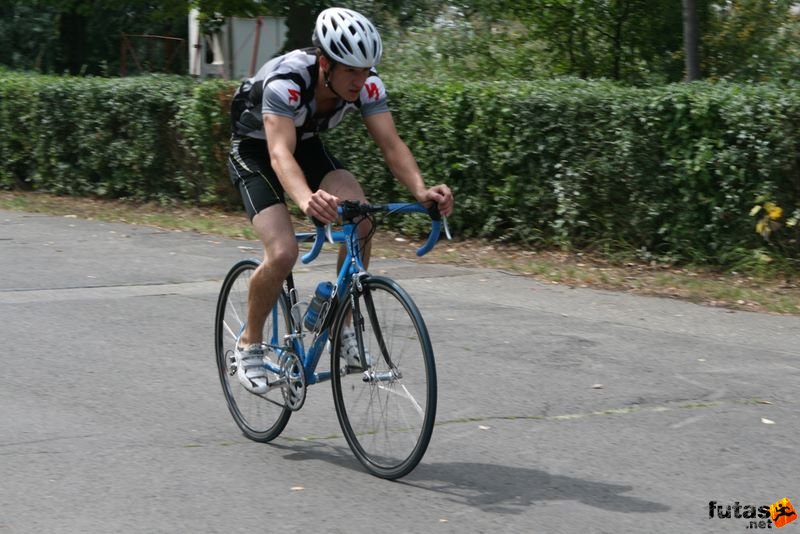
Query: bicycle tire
331 275 437 479
215 259 292 442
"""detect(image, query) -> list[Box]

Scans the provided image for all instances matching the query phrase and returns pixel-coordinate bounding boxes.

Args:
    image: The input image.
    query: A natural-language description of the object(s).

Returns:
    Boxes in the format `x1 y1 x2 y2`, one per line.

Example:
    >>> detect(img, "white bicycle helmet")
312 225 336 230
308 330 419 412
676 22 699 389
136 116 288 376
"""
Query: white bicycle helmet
312 7 383 68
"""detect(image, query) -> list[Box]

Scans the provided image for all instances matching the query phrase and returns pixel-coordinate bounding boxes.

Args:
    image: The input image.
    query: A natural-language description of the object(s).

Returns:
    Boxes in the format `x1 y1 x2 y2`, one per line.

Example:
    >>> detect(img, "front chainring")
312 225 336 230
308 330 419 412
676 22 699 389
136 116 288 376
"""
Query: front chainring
280 352 306 411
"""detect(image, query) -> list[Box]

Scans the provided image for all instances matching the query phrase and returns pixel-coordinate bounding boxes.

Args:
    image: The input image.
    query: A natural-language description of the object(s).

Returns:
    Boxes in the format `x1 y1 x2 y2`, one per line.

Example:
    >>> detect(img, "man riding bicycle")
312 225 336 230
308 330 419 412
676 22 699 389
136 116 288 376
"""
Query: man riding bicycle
227 7 454 394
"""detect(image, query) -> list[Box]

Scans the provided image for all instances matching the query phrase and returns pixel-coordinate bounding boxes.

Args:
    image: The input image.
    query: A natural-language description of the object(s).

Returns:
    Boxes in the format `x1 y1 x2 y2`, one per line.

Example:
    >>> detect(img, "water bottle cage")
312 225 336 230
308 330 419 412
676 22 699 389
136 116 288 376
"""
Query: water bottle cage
303 283 337 334
308 298 331 333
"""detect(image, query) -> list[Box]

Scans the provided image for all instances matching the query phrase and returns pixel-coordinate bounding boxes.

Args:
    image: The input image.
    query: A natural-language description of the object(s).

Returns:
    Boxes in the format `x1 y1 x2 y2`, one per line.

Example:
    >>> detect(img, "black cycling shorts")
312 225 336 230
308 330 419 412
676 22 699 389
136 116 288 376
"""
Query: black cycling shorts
227 134 345 220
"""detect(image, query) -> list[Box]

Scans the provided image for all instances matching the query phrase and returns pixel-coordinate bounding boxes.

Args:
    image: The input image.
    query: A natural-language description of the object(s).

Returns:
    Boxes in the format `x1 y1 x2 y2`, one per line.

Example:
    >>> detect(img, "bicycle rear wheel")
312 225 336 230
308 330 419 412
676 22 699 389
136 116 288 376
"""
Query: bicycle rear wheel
331 276 437 479
215 259 292 442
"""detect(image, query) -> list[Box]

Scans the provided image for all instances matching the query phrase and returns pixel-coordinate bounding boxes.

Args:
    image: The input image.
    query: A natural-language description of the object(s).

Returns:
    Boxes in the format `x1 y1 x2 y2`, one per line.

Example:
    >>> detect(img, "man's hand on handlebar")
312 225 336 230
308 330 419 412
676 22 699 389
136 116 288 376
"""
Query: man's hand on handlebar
419 184 454 217
303 189 340 225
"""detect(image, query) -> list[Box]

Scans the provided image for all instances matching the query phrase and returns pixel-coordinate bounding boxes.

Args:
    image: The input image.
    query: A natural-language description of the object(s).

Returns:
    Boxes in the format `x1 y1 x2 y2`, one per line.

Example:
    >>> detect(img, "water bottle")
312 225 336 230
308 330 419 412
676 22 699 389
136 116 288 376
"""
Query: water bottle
303 281 334 332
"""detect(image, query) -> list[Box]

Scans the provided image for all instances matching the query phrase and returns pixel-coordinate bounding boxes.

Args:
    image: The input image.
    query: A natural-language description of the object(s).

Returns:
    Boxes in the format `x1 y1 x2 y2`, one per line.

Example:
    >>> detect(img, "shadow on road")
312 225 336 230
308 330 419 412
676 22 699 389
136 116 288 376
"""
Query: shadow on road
267 441 670 516
403 462 671 515
269 440 363 472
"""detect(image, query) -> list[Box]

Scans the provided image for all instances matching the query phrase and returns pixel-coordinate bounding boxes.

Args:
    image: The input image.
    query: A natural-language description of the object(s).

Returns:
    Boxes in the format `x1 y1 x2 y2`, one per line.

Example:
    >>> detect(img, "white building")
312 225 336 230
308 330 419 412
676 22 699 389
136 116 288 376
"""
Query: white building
189 10 287 80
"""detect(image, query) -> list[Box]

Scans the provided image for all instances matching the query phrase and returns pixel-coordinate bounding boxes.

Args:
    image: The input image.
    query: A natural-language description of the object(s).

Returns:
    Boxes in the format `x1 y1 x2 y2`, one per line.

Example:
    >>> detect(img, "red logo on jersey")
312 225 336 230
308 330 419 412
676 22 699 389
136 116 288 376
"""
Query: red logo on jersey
287 89 300 103
365 82 380 101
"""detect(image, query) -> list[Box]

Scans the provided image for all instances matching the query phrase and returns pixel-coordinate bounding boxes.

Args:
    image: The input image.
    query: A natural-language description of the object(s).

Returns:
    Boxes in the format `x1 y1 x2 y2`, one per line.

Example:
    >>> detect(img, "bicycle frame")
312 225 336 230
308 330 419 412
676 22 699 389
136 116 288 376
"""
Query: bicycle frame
258 201 444 389
283 223 362 387
217 200 444 477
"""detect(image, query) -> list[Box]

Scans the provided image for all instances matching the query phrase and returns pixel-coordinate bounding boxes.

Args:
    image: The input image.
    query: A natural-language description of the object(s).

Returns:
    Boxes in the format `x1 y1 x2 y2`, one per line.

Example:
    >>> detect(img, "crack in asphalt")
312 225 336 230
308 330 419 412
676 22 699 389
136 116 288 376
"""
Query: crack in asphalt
0 280 221 303
274 397 769 443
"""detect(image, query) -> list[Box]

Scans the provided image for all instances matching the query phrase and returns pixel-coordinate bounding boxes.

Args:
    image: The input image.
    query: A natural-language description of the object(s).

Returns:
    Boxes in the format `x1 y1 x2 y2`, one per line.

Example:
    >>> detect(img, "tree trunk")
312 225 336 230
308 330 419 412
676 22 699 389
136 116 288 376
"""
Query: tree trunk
59 9 89 75
682 0 700 81
280 4 317 54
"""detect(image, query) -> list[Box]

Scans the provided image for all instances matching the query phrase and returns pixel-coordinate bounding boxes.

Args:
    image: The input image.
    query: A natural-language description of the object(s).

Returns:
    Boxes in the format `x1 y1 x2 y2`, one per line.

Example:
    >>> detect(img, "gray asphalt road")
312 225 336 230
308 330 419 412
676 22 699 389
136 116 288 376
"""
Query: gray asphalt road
1 209 798 534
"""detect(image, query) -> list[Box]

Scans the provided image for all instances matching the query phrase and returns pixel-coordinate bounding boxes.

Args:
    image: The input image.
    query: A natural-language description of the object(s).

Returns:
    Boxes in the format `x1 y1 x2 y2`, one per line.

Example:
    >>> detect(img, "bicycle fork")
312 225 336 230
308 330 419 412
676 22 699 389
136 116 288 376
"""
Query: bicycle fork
350 278 402 383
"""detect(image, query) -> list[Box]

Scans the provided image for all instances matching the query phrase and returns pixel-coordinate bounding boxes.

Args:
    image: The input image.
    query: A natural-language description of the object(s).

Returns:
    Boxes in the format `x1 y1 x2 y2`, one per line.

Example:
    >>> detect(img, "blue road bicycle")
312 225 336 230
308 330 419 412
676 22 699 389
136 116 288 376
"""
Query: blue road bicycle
215 201 448 479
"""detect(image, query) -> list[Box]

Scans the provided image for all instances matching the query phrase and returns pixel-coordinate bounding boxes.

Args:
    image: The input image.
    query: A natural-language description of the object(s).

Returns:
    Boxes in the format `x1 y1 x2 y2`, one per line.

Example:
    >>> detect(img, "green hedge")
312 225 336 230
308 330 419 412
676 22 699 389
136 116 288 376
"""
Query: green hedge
1 72 798 267
0 74 194 200
330 80 800 266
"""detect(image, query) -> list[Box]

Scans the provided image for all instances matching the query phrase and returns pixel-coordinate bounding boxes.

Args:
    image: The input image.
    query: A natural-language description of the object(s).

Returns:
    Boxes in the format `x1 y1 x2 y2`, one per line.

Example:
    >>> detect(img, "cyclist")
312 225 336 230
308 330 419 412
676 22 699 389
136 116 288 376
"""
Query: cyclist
227 7 454 393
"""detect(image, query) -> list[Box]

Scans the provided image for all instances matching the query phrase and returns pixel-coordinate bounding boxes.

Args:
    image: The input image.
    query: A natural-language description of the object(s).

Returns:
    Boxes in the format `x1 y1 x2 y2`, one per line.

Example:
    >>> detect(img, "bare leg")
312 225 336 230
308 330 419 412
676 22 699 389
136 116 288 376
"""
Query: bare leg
240 203 298 347
320 170 373 273
319 170 374 337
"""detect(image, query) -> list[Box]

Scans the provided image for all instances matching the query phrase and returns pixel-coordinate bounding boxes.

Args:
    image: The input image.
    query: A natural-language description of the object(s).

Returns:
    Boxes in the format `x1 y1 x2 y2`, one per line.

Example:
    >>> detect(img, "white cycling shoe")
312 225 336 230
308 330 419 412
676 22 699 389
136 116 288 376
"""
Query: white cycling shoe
234 344 269 394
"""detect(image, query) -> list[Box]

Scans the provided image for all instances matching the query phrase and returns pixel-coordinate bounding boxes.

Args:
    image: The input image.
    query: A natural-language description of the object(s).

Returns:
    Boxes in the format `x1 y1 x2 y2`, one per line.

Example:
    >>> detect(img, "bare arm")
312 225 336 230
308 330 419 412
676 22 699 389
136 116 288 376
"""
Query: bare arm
364 112 454 216
264 113 339 223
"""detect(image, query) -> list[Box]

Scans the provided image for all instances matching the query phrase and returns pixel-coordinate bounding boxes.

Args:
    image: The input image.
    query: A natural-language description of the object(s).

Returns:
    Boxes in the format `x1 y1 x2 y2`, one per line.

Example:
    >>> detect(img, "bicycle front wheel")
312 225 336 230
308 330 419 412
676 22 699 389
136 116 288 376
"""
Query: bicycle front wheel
215 259 292 442
331 276 437 479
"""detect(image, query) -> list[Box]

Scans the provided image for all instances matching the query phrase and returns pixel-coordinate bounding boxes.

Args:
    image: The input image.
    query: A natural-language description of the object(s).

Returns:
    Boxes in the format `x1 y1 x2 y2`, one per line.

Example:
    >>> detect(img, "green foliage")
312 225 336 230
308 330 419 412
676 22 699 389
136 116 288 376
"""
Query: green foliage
751 198 800 270
327 78 800 267
188 0 264 18
380 16 553 82
524 0 685 83
0 3 60 73
0 1 188 75
0 72 197 201
173 78 240 207
377 1 689 85
3 1 799 86
703 0 800 83
379 0 800 86
1 72 799 269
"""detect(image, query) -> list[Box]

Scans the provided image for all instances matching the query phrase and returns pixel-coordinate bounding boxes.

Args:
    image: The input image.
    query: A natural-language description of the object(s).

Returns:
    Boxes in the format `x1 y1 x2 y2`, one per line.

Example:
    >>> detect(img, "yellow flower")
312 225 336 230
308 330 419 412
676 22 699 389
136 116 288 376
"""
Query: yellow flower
756 219 768 236
764 202 783 221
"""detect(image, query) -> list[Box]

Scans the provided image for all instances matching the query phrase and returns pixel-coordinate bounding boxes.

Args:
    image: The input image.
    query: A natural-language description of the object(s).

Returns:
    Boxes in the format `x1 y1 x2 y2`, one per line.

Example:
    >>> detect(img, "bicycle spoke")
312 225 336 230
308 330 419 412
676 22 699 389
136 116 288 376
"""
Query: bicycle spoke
215 259 292 442
375 382 425 417
223 320 238 342
332 276 436 479
216 202 442 475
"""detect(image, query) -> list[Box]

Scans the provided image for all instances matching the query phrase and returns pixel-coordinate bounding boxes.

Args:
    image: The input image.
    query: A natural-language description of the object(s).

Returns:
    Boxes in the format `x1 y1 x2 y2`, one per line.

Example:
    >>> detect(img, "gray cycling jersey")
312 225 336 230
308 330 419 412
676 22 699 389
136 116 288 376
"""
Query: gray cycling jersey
231 48 390 141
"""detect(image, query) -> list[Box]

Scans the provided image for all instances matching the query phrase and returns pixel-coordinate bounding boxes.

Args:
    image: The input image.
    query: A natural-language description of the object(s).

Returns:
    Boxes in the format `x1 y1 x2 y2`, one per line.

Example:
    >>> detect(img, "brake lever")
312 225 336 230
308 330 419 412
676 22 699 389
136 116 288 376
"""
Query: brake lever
325 223 334 244
442 216 452 241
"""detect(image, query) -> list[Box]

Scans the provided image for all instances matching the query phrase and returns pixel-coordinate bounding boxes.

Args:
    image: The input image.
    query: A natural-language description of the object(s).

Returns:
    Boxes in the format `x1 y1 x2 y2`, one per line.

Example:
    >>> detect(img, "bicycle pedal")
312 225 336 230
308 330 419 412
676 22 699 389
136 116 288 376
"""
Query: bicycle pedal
227 351 238 376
